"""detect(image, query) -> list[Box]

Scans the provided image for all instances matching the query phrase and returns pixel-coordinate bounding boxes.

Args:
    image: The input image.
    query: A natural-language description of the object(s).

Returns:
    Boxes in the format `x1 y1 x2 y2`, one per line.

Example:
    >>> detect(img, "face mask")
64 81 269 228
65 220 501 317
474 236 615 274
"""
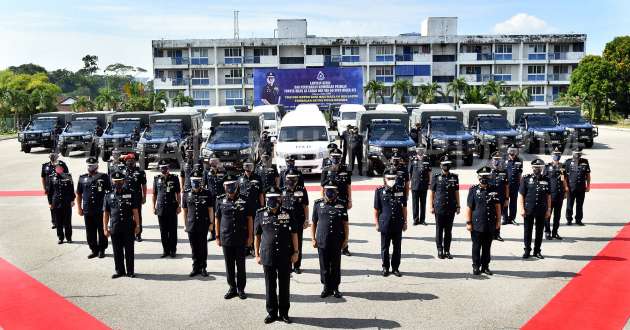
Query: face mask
492 160 501 167
331 157 340 165
191 179 202 190
286 178 297 189
225 182 238 195
533 167 542 176
479 177 489 185
552 155 561 162
441 164 450 172
160 167 169 174
55 167 64 175
113 181 124 190
324 189 337 201
573 154 580 160
266 198 280 209
385 179 396 188
88 165 98 173
243 164 254 172
508 150 517 157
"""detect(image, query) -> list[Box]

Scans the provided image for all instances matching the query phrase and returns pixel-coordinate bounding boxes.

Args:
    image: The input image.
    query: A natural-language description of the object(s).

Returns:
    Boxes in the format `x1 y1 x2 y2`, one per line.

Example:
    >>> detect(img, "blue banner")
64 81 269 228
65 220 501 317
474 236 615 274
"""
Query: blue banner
253 67 363 110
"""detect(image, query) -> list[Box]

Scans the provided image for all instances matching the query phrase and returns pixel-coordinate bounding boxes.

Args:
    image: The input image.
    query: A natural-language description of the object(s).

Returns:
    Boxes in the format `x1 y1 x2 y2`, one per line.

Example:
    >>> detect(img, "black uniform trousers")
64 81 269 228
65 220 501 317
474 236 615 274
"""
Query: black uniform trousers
318 245 342 290
157 208 178 254
349 147 363 174
136 207 143 237
435 211 455 252
546 197 563 234
263 262 291 317
111 230 134 275
411 189 428 223
47 193 55 226
524 212 546 254
495 198 505 238
381 231 402 271
84 213 107 253
222 245 247 292
53 205 72 241
504 184 519 223
471 230 493 268
293 227 304 269
188 229 208 270
566 189 585 223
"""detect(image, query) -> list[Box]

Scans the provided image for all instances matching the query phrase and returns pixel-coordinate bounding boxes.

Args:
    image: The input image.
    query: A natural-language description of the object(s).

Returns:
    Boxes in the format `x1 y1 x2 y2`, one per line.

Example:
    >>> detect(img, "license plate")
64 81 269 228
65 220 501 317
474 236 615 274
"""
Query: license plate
300 168 311 174
452 150 464 155
28 141 38 144
223 162 233 167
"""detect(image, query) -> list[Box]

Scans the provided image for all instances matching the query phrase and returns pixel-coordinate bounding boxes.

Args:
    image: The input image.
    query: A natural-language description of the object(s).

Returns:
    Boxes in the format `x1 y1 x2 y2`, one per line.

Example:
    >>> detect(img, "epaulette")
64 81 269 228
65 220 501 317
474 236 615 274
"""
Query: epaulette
256 206 269 213
314 198 324 204
217 193 226 199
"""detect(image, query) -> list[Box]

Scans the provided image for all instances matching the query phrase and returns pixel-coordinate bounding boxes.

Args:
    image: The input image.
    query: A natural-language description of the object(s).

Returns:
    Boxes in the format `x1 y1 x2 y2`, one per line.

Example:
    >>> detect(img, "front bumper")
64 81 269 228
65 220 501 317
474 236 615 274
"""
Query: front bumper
59 137 94 150
18 133 54 147
276 157 323 174
100 138 136 153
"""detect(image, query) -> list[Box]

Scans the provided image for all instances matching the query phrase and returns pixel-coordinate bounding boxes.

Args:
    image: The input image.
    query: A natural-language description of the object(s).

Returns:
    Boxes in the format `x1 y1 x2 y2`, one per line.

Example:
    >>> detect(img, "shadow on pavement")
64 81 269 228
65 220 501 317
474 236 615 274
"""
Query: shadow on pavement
136 273 216 281
291 316 401 329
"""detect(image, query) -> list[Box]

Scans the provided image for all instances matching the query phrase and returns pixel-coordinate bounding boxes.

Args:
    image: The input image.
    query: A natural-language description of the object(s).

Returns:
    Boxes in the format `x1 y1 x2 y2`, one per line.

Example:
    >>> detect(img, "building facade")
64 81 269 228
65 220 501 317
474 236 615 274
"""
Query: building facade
152 17 586 108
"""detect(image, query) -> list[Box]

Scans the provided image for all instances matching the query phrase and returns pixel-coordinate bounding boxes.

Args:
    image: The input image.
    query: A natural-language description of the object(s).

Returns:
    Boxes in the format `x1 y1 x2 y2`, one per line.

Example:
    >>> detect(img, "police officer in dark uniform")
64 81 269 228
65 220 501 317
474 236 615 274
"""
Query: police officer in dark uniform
321 142 339 170
504 144 523 225
429 156 460 259
488 151 509 242
41 153 69 229
254 186 298 324
182 170 214 277
255 152 279 193
260 131 274 158
261 72 280 105
103 172 141 278
389 153 410 198
466 166 502 275
320 148 353 257
519 159 551 259
409 122 422 144
47 163 75 244
544 148 568 239
180 149 197 191
240 161 264 257
77 157 111 258
408 149 431 226
152 159 182 258
340 125 352 163
107 148 125 178
204 157 225 242
215 175 254 300
281 169 309 274
348 126 364 176
312 183 349 299
279 155 304 189
564 148 591 226
374 170 408 277
123 153 147 242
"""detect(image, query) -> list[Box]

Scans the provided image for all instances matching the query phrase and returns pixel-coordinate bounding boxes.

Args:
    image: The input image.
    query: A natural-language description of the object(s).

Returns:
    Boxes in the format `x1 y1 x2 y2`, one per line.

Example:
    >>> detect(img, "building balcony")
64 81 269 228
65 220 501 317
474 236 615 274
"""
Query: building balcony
224 78 243 85
494 53 513 61
375 75 394 83
459 53 493 62
548 52 584 61
527 74 546 82
527 53 547 60
191 57 209 65
341 55 360 63
154 57 190 67
412 76 432 84
243 55 278 66
548 73 570 82
461 73 493 83
375 55 395 62
493 74 512 82
153 77 189 89
191 78 210 86
529 95 545 102
223 56 243 65
395 53 432 62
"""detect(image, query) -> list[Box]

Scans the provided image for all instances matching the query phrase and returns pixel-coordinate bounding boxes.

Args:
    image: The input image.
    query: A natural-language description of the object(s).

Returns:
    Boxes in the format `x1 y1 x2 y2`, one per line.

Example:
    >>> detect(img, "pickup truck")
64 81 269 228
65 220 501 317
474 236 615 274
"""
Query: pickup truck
98 111 157 161
18 112 72 153
507 107 568 154
461 105 523 158
201 113 264 169
549 106 598 148
58 111 114 157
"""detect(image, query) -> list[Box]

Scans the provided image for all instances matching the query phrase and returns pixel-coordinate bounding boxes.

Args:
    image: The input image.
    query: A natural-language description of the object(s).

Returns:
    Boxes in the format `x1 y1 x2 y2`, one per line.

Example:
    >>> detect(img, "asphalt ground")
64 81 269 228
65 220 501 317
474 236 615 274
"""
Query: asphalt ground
0 128 629 329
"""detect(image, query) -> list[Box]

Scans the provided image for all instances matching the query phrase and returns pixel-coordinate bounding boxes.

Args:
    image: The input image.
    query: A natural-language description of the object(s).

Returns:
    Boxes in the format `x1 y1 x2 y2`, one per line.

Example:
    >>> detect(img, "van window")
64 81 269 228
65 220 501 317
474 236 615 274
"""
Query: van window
262 112 276 120
341 112 357 120
279 126 328 142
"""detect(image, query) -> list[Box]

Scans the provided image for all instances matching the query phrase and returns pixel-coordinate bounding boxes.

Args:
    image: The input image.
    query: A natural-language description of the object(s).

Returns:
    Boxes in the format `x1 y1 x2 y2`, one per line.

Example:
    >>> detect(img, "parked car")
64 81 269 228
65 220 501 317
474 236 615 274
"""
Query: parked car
58 111 114 157
549 106 598 148
201 113 264 169
98 111 157 161
18 112 72 153
460 104 522 158
506 107 568 154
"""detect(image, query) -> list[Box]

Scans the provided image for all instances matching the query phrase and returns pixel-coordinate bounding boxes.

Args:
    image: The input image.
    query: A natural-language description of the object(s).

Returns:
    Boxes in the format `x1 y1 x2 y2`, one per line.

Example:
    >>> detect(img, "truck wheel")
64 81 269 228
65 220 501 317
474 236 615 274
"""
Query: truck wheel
463 154 474 166
585 141 594 148
22 144 31 153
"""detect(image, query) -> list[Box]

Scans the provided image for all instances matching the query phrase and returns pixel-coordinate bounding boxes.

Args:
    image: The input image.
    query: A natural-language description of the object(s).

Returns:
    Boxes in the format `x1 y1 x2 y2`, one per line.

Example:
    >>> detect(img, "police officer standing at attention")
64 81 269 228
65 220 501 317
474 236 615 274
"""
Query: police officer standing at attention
389 153 410 198
564 147 591 226
519 159 551 259
408 149 431 226
503 145 523 225
281 169 309 274
544 148 568 239
466 166 502 275
47 163 75 244
204 157 225 242
429 156 460 259
279 155 304 189
107 148 125 177
153 159 182 258
321 142 339 170
488 151 509 242
103 172 140 278
41 152 69 229
77 157 111 258
260 131 274 158
320 148 353 256
374 170 407 277
123 153 147 242
182 170 214 277
312 183 349 299
180 149 197 191
340 125 352 163
240 161 264 257
215 175 254 300
256 152 279 193
348 126 364 176
254 186 298 324
409 122 421 145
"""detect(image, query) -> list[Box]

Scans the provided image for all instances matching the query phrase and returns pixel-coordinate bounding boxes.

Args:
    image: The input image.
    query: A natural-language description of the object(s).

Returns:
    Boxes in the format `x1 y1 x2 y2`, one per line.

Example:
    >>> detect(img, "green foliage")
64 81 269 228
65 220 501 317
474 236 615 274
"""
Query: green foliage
71 96 95 112
391 79 413 103
568 55 615 121
172 92 194 107
503 88 529 107
78 54 99 75
0 70 61 126
363 80 385 103
8 63 47 75
446 77 468 107
603 36 630 117
413 82 442 104
462 86 488 104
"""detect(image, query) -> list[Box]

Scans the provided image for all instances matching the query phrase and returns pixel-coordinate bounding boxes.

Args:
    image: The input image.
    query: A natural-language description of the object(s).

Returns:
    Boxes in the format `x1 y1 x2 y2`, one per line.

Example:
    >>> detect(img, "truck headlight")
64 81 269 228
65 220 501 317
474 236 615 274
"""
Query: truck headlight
167 142 178 148
534 131 546 137
483 134 496 140
42 132 51 137
82 134 92 139
240 148 251 155
368 146 382 153
432 139 446 145
467 139 475 145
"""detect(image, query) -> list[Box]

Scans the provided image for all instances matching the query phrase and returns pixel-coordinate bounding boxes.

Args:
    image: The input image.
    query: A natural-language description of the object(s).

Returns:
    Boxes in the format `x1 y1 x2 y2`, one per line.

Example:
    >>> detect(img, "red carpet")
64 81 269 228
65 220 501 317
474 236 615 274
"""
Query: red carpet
0 258 110 330
522 222 630 330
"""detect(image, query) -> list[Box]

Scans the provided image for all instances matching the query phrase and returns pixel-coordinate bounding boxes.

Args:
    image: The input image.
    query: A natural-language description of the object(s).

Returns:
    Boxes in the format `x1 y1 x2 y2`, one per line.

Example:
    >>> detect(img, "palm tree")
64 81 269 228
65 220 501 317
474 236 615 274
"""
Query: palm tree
71 96 95 112
172 92 194 107
363 80 385 103
2 89 28 128
148 91 168 112
463 86 488 104
446 77 468 108
415 82 443 104
122 81 145 98
482 80 505 107
504 88 529 106
391 79 413 103
94 88 122 111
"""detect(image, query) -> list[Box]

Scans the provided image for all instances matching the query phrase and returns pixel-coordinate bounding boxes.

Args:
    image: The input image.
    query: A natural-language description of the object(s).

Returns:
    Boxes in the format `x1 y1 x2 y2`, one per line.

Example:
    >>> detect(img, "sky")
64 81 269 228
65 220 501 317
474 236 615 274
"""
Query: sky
1 0 628 76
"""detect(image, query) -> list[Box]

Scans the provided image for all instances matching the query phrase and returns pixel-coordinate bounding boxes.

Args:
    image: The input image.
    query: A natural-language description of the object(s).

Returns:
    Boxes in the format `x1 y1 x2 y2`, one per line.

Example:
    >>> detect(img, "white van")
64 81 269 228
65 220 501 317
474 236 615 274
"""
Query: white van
418 103 455 111
294 104 320 112
253 105 281 137
275 109 333 174
337 104 366 136
374 104 408 112
202 106 236 139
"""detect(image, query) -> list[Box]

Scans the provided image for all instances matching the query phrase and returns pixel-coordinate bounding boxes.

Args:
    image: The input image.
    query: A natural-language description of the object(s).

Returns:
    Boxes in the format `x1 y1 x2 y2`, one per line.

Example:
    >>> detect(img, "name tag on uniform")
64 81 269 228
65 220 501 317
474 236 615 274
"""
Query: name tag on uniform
540 181 548 185
294 191 303 197
123 194 132 198
395 192 404 197
334 204 344 209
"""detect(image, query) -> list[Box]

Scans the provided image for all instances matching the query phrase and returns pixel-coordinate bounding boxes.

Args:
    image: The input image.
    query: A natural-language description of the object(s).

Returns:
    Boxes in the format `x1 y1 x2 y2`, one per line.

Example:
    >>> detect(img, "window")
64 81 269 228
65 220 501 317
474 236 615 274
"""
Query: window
343 46 359 55
432 76 454 83
191 48 209 65
279 57 304 64
225 89 243 105
433 54 456 62
420 45 430 54
374 46 394 62
224 48 242 64
375 66 393 82
528 44 546 60
306 47 332 55
528 65 545 74
191 70 209 85
494 65 512 81
553 44 570 53
528 86 545 102
225 69 242 84
495 44 513 60
465 66 481 75
193 90 211 106
572 42 584 52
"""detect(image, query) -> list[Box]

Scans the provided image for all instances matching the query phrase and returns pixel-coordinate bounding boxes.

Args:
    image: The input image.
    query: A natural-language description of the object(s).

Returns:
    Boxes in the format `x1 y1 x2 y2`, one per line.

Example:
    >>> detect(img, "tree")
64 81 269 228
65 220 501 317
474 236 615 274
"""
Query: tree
463 86 488 104
363 80 385 103
603 36 630 117
72 96 95 112
8 64 47 75
567 55 615 121
391 79 413 103
0 70 61 127
482 80 505 107
554 93 582 107
171 92 194 107
147 91 168 112
503 88 530 107
79 55 99 75
414 82 443 104
446 77 468 107
94 88 122 111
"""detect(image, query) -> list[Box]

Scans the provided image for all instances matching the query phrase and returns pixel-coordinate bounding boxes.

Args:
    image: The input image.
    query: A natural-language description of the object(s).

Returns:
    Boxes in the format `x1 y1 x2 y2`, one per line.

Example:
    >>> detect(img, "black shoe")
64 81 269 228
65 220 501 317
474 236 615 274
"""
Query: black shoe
88 252 98 259
279 315 292 324
546 233 552 240
112 273 124 279
438 250 445 259
224 290 238 299
552 233 563 240
566 221 573 226
293 267 302 274
444 252 453 259
208 237 216 242
127 273 136 278
495 235 504 242
421 221 428 226
136 235 142 242
170 251 176 258
342 249 352 257
238 291 247 299
320 288 330 298
52 225 57 229
189 269 200 277
510 220 518 225
482 267 493 276
264 315 277 324
382 268 390 277
332 290 343 298
501 221 509 225
576 221 585 226
392 270 402 277
66 239 73 243
201 269 209 277
473 266 481 275
98 251 105 258
534 252 545 259
57 240 63 244
413 220 420 226
522 252 531 259
160 252 168 258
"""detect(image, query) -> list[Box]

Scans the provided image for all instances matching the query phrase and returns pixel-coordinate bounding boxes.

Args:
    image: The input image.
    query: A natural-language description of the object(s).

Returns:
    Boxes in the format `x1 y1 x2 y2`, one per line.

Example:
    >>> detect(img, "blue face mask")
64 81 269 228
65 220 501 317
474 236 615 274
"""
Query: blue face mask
191 179 202 190
492 160 501 167
266 197 280 209
552 155 561 161
331 157 340 165
324 189 337 201
225 182 238 194
287 162 295 170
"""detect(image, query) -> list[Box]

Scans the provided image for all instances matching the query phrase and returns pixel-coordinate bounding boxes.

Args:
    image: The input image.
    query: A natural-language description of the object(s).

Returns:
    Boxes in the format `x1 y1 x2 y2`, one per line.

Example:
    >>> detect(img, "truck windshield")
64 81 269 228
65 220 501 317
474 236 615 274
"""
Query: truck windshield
209 126 250 144
29 119 56 130
341 112 357 120
279 126 328 142
66 120 97 133
479 118 512 130
431 120 466 133
108 120 140 134
557 114 587 124
370 124 408 140
526 116 556 128
148 122 182 138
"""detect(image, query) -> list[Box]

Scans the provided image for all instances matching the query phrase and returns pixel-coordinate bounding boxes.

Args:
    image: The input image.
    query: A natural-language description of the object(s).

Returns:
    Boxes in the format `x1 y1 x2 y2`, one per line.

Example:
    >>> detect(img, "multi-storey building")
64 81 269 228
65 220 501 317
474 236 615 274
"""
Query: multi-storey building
152 17 585 108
